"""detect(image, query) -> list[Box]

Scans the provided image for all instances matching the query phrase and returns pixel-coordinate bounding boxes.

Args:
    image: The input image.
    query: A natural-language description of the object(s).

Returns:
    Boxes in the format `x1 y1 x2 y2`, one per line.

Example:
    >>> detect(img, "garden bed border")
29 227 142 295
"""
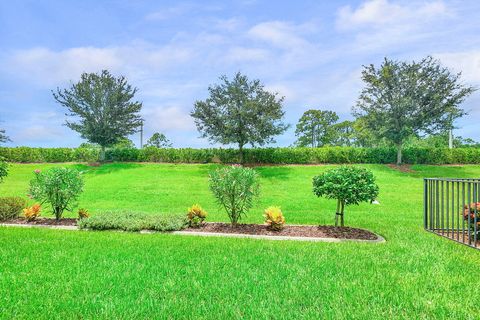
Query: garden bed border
0 223 385 243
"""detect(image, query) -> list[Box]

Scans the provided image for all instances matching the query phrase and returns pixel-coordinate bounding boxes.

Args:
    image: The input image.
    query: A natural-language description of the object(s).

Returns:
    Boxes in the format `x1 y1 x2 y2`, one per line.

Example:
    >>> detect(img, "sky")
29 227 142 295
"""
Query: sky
0 0 479 148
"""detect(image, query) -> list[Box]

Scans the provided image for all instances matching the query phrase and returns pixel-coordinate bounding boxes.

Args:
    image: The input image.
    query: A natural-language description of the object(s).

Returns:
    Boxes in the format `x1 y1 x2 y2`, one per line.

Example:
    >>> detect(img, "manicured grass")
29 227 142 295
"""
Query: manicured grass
1 163 480 319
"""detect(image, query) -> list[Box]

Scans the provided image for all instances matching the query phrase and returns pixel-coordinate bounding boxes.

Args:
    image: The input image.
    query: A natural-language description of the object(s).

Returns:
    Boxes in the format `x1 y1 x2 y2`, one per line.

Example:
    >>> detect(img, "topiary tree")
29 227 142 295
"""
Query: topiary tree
29 167 84 220
209 165 260 226
313 166 379 227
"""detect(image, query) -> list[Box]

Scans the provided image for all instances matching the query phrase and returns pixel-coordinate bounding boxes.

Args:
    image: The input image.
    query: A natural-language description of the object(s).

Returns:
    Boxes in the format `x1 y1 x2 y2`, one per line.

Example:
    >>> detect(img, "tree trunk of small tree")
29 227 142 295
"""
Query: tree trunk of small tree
100 145 106 162
238 143 244 165
396 143 402 165
335 200 346 227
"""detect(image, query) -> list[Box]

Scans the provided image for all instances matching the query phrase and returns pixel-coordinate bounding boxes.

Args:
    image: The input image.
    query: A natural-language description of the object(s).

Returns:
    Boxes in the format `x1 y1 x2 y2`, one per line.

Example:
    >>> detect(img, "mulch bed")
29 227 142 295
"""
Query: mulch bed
2 219 379 240
184 223 379 240
3 218 78 226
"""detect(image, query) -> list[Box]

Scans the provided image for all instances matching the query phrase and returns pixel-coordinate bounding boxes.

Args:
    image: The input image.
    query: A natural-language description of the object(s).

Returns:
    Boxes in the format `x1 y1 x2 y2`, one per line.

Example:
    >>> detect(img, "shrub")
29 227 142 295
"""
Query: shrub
29 167 84 220
0 158 7 183
209 165 260 226
187 204 207 228
23 204 41 221
0 197 27 220
78 211 188 232
313 166 379 227
264 206 285 231
25 204 42 220
78 208 90 219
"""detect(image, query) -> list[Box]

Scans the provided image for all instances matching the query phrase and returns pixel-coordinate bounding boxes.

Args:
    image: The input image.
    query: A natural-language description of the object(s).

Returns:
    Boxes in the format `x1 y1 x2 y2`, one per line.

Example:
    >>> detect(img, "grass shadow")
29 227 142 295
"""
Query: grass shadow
71 162 143 175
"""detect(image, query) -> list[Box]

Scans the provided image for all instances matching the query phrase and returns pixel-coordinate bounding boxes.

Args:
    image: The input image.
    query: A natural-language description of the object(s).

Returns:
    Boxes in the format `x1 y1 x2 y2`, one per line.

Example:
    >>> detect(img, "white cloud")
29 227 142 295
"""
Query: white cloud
434 50 480 83
144 106 194 132
337 0 448 30
224 47 270 63
2 44 193 86
247 21 313 49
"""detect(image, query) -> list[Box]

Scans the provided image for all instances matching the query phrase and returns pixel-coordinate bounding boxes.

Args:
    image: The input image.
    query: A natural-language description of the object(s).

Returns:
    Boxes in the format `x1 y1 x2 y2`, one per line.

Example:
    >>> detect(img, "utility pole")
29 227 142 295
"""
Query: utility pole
140 120 144 148
448 115 453 149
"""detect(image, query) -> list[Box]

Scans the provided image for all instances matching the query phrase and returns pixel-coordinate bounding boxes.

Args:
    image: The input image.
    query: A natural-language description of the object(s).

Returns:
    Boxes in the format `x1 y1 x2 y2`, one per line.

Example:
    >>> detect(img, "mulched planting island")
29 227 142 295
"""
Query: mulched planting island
184 223 379 240
3 218 78 226
1 219 379 240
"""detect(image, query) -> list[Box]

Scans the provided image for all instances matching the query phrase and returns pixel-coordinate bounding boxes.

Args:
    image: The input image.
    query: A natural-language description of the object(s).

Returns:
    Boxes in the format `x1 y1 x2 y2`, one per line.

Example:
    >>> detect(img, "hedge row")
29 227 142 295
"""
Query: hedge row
1 146 479 164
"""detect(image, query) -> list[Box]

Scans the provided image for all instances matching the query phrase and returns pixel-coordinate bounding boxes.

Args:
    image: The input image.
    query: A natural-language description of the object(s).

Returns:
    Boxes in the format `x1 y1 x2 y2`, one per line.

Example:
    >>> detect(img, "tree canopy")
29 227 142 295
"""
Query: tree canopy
353 56 476 164
191 72 289 163
295 109 339 147
53 70 143 159
146 132 172 148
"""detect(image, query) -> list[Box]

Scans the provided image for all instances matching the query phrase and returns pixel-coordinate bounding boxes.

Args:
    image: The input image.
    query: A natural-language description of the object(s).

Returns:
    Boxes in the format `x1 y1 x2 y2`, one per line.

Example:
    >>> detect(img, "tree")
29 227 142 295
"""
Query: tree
0 127 9 144
331 120 355 146
353 56 476 165
191 72 289 163
313 166 379 227
146 132 172 148
295 109 339 147
53 70 143 161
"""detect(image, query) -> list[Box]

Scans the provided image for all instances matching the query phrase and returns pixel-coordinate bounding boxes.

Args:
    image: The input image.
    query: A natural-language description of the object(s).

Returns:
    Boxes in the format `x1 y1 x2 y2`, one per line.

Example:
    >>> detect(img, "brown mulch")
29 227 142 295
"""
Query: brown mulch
184 223 379 240
2 218 78 226
386 164 415 173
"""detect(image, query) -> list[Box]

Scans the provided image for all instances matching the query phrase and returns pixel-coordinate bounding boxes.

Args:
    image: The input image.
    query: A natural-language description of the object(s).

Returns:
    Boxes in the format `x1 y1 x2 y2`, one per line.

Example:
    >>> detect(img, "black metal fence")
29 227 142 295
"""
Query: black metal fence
424 178 480 249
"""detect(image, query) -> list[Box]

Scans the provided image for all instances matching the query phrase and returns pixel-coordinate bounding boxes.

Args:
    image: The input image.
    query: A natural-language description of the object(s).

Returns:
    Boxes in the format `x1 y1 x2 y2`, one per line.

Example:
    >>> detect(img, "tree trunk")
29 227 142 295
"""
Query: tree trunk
100 145 106 162
340 201 345 227
448 129 453 149
238 143 244 165
335 199 341 227
396 143 402 165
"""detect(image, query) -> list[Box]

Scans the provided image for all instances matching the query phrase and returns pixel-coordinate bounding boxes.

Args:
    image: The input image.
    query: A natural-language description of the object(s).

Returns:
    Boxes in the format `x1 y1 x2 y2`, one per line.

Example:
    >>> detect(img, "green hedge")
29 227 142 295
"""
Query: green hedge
1 146 479 164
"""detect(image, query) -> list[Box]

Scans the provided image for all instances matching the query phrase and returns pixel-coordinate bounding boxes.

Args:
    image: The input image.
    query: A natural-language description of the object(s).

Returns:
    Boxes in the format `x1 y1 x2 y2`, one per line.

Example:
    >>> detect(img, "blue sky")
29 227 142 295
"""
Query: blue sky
0 0 479 148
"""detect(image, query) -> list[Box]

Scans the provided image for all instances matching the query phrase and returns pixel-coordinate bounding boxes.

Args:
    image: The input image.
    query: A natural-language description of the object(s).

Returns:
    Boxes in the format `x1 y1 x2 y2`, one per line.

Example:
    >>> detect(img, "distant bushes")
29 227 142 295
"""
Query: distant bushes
1 146 480 164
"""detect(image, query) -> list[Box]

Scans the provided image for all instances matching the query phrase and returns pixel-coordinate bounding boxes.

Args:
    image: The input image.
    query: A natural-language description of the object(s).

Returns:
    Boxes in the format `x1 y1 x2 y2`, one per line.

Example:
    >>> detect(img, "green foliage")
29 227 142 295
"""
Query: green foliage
191 72 289 163
1 146 480 165
354 56 476 164
78 211 188 232
313 166 379 226
29 167 84 220
0 157 7 183
146 132 172 148
53 70 143 160
187 204 207 228
295 109 339 147
0 196 27 220
0 128 9 144
113 138 136 149
209 165 260 226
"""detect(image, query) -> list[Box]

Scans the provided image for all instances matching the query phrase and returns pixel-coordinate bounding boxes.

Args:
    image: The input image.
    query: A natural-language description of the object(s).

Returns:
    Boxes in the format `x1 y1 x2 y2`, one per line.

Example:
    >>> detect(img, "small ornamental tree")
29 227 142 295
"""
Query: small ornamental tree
29 167 84 220
209 165 260 226
313 166 379 227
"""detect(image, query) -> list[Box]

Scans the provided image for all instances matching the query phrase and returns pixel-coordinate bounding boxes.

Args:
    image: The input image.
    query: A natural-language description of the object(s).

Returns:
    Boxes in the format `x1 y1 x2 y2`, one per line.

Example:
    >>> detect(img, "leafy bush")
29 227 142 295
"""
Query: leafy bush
78 211 188 232
0 197 27 220
23 204 41 221
29 167 84 220
264 206 285 231
1 146 480 164
0 158 7 182
313 166 379 227
78 208 90 219
209 165 260 226
187 204 207 228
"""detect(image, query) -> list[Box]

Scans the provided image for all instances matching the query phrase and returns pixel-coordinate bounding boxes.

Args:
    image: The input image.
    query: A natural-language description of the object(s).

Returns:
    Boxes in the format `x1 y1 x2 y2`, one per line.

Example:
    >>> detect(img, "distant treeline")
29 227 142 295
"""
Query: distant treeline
1 146 480 165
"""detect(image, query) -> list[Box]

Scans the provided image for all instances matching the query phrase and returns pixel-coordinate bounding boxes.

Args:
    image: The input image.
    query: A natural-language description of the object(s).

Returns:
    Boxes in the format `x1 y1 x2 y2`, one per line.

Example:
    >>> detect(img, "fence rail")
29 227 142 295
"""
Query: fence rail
424 178 480 249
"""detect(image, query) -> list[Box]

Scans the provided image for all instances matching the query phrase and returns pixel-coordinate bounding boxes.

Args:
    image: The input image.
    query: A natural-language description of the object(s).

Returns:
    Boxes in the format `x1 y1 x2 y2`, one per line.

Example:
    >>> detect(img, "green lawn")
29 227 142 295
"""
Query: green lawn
1 163 480 319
